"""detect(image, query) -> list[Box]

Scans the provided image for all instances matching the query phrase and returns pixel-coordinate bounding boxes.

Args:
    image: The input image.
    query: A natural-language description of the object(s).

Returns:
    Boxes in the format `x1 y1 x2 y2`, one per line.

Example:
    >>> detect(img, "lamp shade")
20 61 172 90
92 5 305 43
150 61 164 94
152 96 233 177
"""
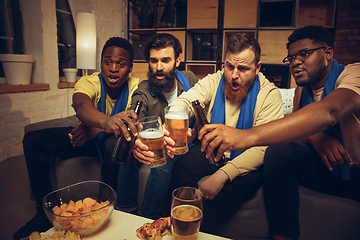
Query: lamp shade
76 13 96 70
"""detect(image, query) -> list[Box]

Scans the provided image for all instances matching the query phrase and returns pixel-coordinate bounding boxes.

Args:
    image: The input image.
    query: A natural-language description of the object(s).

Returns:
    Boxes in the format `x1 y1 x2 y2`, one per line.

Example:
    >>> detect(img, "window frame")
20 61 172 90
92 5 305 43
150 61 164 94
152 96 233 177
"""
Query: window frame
56 0 79 78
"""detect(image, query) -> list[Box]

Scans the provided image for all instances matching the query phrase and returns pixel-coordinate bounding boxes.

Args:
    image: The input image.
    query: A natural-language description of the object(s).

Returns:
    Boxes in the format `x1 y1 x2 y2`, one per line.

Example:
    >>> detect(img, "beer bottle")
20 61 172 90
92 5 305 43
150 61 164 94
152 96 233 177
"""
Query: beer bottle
111 100 143 164
191 100 227 166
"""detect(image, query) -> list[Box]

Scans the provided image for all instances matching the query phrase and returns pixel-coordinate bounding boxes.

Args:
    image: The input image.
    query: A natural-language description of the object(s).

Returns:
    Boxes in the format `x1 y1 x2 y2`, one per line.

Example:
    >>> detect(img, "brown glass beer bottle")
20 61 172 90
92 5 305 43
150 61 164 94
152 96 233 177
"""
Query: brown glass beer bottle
191 100 227 166
111 100 143 164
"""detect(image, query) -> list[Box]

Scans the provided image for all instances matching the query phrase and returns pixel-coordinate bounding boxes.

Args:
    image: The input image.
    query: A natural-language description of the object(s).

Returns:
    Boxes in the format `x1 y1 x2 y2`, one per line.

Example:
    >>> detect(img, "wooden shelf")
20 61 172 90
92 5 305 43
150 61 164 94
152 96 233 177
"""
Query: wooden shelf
260 63 290 88
187 0 218 29
0 84 50 94
156 28 186 31
127 0 337 86
130 62 148 82
128 29 157 35
186 31 218 62
185 60 217 64
186 64 216 80
259 0 295 27
258 30 294 64
297 0 337 28
224 0 258 28
58 82 76 89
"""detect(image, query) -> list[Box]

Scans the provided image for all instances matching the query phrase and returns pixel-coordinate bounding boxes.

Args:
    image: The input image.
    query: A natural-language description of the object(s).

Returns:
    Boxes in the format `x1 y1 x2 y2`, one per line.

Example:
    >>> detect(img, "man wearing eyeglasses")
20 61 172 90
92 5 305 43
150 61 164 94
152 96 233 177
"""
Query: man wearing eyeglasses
198 25 360 240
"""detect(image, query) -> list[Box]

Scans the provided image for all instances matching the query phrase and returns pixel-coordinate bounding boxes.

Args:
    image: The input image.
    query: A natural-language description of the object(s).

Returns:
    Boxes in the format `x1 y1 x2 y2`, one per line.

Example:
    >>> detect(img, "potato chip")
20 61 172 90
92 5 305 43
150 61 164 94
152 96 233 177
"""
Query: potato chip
52 197 109 232
29 230 81 240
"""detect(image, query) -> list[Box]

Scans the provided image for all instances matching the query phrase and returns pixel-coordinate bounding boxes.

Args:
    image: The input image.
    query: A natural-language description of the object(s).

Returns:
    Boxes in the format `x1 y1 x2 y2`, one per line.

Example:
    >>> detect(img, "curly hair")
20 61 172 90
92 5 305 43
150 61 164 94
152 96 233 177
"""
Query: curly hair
101 37 134 66
225 33 261 65
143 33 182 61
286 25 334 49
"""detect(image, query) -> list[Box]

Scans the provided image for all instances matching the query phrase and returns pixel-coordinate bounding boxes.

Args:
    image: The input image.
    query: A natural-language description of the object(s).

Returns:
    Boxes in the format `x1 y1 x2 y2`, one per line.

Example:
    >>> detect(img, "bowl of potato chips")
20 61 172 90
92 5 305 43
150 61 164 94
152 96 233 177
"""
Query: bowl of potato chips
43 180 116 236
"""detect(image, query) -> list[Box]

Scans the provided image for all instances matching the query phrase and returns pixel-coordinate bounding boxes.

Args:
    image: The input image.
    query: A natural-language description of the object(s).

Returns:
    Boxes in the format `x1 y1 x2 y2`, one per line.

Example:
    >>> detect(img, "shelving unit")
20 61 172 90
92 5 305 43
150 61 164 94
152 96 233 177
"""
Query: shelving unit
128 0 338 88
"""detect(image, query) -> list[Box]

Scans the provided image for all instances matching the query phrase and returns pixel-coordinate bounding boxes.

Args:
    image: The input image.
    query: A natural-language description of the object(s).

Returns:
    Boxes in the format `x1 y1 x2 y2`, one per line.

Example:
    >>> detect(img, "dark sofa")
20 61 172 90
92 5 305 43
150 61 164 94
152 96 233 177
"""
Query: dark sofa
24 89 360 240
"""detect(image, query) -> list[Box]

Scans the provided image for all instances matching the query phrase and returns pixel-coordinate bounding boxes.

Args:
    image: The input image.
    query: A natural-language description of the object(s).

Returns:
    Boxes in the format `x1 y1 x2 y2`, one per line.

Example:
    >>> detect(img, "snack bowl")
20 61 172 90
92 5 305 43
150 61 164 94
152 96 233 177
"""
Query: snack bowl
43 180 116 236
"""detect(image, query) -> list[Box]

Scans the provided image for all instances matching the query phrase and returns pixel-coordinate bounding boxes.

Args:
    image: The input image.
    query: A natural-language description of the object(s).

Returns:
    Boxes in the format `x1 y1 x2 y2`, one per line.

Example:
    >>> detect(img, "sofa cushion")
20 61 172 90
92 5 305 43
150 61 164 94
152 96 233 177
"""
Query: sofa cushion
213 185 360 240
54 156 102 190
297 186 360 240
214 186 269 240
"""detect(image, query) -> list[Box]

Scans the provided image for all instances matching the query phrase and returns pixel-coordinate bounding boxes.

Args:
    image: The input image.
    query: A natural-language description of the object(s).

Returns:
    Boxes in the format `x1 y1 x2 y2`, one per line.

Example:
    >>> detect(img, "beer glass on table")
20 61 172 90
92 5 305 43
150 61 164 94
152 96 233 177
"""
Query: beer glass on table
171 187 203 240
138 116 166 168
164 105 189 155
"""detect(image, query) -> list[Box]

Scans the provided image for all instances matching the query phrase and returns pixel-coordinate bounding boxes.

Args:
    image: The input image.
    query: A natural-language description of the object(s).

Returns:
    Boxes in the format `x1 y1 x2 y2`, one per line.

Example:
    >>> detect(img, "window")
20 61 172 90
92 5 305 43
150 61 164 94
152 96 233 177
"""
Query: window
56 0 78 77
0 0 15 78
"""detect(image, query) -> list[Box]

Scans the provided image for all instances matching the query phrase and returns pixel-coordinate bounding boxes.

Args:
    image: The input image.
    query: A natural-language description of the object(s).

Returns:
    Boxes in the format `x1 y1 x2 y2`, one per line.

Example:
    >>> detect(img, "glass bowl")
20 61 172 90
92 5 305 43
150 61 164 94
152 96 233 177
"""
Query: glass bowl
43 180 116 236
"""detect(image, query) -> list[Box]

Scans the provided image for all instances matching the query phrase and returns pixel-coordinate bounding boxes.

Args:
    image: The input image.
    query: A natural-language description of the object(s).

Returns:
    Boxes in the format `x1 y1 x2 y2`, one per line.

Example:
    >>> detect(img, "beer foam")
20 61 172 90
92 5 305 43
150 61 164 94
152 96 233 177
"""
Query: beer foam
139 128 164 139
165 112 188 120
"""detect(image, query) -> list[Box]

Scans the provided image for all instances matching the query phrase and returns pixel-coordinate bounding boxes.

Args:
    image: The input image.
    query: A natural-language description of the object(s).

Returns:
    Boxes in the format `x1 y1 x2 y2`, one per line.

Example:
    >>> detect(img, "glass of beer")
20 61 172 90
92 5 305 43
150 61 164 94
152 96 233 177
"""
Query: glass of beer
171 187 203 240
164 105 189 155
138 116 166 168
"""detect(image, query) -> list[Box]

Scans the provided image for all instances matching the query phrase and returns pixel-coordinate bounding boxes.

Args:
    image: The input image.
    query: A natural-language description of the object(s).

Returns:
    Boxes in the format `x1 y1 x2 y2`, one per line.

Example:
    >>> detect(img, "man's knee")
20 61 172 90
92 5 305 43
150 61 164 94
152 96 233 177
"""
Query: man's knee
172 153 198 175
23 130 43 151
265 142 303 162
102 136 117 154
265 143 289 157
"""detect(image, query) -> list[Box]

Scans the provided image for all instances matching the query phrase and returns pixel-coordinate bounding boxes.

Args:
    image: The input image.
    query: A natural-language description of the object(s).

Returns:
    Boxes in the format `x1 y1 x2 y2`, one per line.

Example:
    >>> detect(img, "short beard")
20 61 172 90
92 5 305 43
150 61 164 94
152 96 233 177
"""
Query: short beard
148 66 177 95
296 58 327 87
224 80 252 102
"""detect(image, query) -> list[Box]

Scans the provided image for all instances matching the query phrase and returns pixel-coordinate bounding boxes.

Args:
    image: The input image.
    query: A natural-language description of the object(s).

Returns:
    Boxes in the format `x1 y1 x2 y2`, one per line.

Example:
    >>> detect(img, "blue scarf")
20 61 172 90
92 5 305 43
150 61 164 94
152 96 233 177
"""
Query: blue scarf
210 74 260 159
299 59 350 180
95 73 129 161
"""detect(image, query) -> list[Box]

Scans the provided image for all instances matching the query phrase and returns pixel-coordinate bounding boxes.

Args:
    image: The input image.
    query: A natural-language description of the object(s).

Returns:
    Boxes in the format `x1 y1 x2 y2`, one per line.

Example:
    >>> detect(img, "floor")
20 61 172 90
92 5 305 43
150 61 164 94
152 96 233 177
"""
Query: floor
0 155 37 240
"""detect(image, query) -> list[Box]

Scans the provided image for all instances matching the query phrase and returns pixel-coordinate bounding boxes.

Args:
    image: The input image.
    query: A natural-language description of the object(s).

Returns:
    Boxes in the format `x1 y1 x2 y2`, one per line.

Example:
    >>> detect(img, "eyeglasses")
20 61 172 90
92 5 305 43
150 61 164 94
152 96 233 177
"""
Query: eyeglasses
282 47 327 65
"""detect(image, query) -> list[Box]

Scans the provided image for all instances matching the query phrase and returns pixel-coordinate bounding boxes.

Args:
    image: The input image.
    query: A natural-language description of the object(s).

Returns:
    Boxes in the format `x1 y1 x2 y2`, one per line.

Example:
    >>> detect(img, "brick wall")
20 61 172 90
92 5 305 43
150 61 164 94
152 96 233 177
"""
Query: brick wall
0 0 127 163
334 0 360 65
0 89 75 162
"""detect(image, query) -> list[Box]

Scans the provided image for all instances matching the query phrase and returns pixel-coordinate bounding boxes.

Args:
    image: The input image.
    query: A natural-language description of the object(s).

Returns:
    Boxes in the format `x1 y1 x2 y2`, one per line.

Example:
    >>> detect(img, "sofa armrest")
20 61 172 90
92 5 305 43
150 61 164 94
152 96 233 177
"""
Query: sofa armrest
25 115 79 134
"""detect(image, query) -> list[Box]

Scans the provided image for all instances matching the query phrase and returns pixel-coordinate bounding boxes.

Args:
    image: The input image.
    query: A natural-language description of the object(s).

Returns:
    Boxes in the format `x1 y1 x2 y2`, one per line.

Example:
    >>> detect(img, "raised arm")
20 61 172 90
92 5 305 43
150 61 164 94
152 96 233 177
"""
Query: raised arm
72 92 138 139
238 88 360 150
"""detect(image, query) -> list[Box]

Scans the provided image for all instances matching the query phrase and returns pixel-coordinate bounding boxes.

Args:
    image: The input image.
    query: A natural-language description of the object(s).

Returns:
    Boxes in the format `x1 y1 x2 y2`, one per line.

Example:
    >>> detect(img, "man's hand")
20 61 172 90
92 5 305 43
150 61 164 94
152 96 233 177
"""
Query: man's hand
198 170 229 200
101 110 139 139
70 125 101 147
309 132 353 171
188 128 197 144
164 125 193 154
198 124 239 162
133 138 153 165
133 125 176 165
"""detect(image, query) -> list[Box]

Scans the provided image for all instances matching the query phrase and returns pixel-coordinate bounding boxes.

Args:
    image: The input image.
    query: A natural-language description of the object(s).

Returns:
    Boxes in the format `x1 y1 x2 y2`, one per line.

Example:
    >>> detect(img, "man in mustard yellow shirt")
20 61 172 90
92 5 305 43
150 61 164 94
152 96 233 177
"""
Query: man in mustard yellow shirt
14 37 139 240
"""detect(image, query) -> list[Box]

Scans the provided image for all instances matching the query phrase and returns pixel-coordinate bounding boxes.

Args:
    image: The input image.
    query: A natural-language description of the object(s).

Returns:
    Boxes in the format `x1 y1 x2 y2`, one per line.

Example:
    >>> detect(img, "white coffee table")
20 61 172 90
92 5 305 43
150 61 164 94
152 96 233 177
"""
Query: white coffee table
45 210 230 239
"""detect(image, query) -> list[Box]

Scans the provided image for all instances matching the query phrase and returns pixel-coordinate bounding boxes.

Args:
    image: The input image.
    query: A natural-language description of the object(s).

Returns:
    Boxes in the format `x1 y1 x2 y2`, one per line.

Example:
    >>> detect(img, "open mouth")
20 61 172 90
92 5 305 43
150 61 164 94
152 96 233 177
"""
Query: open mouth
231 81 239 91
293 68 304 77
108 75 119 83
156 73 165 80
